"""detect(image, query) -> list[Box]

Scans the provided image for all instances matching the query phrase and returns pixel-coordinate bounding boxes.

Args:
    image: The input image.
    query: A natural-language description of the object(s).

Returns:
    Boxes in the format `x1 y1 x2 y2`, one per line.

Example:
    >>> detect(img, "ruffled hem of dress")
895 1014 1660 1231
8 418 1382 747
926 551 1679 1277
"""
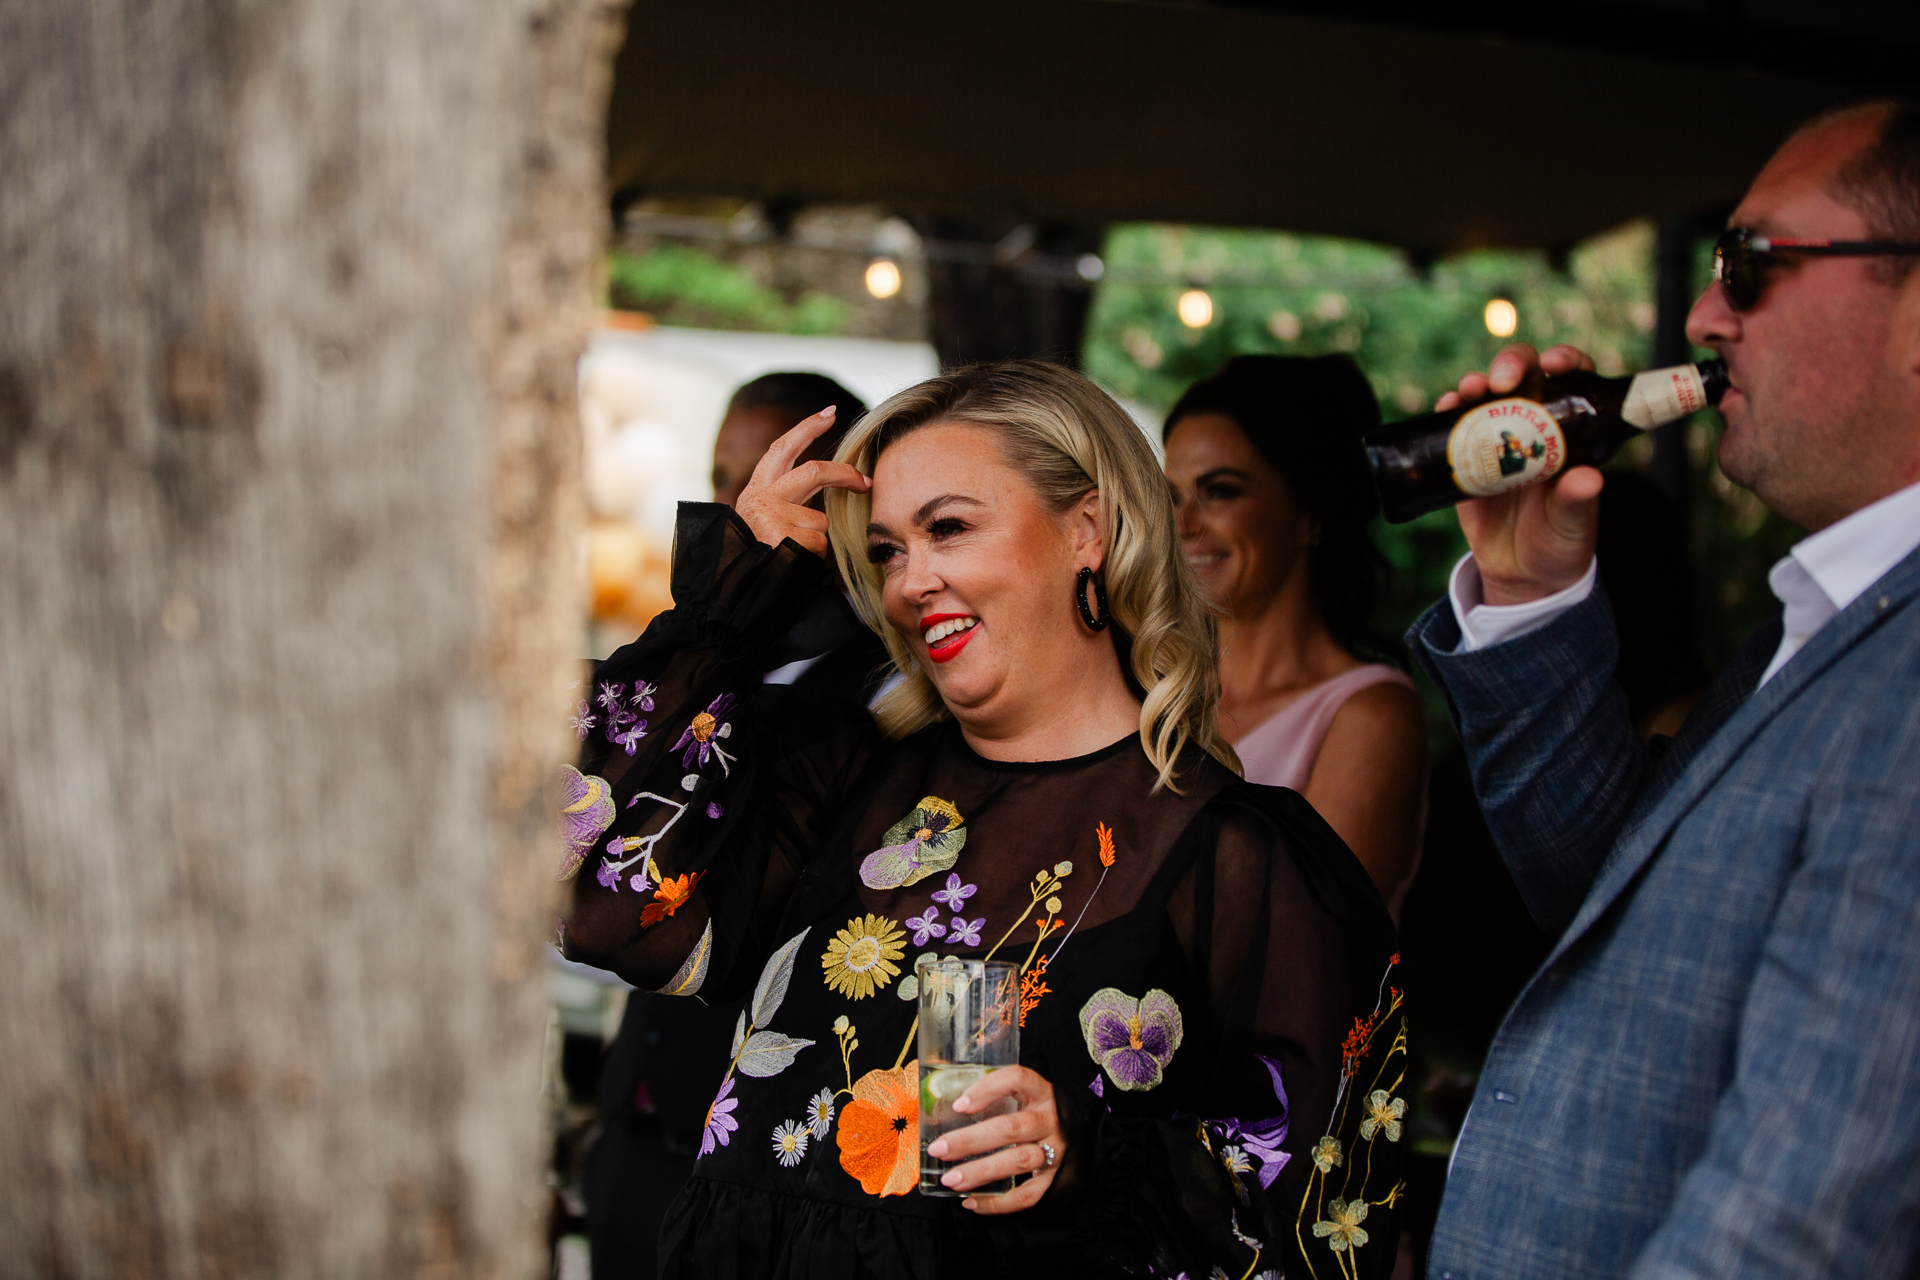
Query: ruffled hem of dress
659 1175 965 1280
658 1173 1117 1280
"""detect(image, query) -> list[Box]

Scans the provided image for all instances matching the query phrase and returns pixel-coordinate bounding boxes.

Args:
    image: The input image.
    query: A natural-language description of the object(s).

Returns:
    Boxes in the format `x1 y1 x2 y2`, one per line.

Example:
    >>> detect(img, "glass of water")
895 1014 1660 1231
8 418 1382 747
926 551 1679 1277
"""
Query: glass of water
916 956 1020 1196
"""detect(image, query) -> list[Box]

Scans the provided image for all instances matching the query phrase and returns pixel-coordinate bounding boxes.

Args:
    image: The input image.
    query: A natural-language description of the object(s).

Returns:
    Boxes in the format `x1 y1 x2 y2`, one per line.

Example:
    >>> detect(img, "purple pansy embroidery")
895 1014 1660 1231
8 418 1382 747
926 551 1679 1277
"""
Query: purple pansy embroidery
906 905 946 947
1205 1054 1291 1189
947 917 984 948
1079 987 1184 1092
557 766 617 879
630 681 657 713
931 873 976 909
595 681 625 713
698 1075 739 1157
568 700 597 741
860 796 966 890
673 693 737 771
613 720 648 756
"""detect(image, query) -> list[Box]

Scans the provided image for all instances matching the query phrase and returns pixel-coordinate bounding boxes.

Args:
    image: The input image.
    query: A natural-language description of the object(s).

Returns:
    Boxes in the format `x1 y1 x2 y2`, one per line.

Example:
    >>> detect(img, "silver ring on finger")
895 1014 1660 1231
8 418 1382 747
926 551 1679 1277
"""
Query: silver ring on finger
1038 1141 1057 1169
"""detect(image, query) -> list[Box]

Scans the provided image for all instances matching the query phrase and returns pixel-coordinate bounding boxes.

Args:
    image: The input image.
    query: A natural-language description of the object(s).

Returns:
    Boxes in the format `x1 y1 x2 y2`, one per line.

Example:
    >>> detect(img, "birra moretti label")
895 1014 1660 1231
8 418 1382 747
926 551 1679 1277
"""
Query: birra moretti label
1446 398 1566 497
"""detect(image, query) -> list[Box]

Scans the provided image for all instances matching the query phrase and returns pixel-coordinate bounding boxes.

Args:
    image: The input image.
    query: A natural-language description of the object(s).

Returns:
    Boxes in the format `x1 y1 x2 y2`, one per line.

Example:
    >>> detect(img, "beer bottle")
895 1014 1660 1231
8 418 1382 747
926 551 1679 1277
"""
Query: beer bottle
1364 358 1728 523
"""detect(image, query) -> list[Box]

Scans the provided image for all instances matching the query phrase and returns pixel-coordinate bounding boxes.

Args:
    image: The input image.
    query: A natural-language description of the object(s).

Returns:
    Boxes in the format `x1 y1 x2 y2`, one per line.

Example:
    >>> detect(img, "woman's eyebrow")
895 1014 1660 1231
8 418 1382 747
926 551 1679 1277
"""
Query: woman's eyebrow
913 494 986 525
1194 467 1253 486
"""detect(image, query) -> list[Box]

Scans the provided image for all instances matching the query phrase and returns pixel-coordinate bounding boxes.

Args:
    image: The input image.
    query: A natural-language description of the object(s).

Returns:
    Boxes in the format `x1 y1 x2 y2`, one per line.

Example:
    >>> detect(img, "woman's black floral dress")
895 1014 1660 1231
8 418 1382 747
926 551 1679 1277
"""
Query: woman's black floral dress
562 505 1407 1280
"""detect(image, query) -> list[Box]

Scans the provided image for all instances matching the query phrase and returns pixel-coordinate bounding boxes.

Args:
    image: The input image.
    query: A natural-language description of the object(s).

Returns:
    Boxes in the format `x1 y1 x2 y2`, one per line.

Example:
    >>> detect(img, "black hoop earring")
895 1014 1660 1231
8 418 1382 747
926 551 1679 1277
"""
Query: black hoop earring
1075 566 1110 633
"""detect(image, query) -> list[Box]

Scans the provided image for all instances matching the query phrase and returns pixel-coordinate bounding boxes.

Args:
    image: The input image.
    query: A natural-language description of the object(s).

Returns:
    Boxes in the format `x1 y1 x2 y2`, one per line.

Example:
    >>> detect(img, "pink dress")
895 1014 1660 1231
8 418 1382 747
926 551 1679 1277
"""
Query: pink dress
1233 663 1423 918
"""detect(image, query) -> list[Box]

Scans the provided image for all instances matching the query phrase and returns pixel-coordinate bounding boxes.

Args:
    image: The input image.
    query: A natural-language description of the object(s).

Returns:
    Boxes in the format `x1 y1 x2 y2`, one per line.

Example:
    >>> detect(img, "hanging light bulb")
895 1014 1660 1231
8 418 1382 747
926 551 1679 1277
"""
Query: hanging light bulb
1483 295 1518 338
1177 288 1214 329
865 258 902 300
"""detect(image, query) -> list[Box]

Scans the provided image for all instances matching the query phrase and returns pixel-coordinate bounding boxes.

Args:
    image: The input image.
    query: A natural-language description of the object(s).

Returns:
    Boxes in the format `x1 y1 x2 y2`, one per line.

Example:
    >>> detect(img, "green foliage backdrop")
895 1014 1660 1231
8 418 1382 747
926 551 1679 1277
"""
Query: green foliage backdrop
1082 222 1800 681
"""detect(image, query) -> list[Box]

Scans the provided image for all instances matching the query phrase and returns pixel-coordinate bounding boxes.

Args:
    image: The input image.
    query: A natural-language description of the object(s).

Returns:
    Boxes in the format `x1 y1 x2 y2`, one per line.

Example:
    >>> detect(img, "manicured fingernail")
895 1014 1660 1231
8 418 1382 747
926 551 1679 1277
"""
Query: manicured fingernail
927 1140 947 1158
819 405 836 419
962 1198 978 1211
953 1096 971 1113
941 1170 962 1187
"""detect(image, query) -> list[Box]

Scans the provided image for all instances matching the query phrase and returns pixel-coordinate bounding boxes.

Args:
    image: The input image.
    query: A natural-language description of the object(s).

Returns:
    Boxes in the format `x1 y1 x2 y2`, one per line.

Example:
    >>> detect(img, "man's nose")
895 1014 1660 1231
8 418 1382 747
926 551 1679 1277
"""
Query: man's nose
1686 279 1741 350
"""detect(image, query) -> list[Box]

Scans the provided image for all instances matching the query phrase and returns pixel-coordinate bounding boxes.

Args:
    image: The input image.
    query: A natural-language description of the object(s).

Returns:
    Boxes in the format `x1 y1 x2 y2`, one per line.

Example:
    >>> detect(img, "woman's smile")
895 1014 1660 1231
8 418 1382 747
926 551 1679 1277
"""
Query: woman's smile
920 612 980 663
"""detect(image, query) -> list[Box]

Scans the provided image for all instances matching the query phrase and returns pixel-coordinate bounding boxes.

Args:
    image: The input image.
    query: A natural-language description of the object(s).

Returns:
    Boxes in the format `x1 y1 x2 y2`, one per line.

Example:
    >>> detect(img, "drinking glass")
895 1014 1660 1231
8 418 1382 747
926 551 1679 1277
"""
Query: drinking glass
916 956 1020 1196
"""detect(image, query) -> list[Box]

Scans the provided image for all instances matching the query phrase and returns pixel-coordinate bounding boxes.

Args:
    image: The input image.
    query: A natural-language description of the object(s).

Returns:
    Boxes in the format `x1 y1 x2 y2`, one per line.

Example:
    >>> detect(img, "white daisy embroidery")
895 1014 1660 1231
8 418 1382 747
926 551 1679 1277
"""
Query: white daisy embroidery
771 1119 809 1168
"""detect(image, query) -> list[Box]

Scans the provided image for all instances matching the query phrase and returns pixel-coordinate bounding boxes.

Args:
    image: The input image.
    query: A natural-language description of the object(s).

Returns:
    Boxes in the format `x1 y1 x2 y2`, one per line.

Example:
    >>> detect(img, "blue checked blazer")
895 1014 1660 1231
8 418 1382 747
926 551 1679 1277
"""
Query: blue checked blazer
1409 545 1920 1280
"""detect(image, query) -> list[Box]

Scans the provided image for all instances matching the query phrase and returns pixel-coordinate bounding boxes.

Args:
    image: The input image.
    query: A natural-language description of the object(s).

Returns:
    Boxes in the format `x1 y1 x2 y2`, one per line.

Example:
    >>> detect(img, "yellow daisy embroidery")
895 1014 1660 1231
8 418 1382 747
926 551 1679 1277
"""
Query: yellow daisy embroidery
822 914 908 1000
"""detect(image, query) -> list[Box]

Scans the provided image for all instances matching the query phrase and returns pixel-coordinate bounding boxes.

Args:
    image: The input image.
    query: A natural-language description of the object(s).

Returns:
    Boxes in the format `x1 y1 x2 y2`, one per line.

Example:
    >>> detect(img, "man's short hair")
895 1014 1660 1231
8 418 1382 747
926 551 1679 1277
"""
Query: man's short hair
727 372 868 464
1823 100 1920 282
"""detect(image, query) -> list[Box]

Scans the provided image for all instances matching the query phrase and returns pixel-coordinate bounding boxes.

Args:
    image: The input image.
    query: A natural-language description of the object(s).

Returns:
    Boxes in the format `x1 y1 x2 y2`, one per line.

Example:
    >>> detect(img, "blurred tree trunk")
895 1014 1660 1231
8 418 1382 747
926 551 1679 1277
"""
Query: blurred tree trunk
0 0 625 1275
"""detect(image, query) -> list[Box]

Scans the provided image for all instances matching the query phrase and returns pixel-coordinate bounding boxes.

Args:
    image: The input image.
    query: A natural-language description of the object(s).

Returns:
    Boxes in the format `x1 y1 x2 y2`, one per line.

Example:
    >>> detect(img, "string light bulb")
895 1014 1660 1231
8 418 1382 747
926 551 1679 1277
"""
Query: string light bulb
1177 289 1214 329
865 258 902 300
1484 296 1518 338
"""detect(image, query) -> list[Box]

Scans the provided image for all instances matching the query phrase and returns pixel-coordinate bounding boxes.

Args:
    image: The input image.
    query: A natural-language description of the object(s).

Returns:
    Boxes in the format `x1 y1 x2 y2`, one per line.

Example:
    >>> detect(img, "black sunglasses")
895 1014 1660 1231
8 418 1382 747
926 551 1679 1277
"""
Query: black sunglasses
1713 226 1920 311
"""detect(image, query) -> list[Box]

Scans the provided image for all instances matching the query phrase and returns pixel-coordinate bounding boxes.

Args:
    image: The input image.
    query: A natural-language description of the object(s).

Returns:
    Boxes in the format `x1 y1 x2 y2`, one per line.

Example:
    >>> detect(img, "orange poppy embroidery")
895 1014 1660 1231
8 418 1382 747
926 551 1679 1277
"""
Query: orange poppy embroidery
835 1061 919 1196
641 871 703 929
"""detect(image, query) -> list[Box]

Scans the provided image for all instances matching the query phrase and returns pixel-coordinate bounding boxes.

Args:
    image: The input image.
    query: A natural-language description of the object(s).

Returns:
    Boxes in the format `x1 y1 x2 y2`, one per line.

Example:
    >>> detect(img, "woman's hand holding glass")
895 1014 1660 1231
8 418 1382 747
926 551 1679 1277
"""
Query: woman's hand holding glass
732 406 870 558
926 1066 1067 1213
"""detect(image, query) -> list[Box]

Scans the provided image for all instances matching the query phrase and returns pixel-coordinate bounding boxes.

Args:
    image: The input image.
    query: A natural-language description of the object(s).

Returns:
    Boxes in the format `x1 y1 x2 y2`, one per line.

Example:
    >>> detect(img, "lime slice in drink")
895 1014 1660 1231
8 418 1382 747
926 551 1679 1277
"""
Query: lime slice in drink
921 1064 990 1113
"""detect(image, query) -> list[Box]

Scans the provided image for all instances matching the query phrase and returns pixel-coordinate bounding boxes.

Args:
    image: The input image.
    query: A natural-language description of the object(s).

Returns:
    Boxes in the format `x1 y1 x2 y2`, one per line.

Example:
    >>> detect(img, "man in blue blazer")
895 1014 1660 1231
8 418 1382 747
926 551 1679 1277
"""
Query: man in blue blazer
1412 101 1920 1278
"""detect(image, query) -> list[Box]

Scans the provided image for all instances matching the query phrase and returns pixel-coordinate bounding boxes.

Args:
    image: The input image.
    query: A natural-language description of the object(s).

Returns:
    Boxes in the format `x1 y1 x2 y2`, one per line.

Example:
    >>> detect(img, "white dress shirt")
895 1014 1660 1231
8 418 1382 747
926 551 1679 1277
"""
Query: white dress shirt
1448 479 1920 688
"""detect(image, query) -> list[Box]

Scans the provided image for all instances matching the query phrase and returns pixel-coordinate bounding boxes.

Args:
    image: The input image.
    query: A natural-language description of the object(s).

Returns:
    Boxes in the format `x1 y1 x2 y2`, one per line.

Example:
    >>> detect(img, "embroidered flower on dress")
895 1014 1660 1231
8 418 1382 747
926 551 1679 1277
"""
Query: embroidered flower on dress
641 871 702 928
947 917 984 948
906 905 945 947
821 914 908 1000
1079 987 1184 1091
860 796 967 890
569 700 597 741
706 802 724 820
556 766 617 879
630 682 657 713
672 693 737 770
1311 1135 1344 1173
613 720 648 756
698 1075 739 1158
805 1088 836 1139
931 874 976 909
835 1062 919 1197
596 862 621 891
1360 1089 1406 1143
1312 1198 1369 1253
596 681 625 713
1202 1054 1290 1188
771 1119 809 1167
1218 1145 1253 1175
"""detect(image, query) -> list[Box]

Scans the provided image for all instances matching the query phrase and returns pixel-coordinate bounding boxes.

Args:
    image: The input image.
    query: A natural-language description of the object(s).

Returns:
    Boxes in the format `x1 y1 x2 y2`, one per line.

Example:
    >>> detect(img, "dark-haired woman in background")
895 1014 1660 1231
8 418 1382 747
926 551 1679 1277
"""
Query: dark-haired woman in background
1164 355 1428 916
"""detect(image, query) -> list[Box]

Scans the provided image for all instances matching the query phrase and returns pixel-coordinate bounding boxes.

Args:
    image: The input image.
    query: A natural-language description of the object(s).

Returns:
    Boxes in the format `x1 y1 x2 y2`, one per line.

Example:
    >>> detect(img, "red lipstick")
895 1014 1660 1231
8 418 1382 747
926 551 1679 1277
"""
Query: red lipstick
918 612 979 665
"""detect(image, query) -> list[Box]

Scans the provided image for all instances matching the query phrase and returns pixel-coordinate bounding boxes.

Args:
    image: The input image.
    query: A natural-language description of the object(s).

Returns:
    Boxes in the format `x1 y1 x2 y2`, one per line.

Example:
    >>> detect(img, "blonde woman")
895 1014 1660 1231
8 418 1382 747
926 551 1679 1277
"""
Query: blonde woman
562 362 1404 1280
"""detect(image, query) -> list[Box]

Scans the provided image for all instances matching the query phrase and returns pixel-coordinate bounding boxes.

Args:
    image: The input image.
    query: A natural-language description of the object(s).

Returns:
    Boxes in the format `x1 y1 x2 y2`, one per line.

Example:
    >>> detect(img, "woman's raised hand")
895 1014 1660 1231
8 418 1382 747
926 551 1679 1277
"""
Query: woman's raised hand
732 407 871 558
925 1065 1067 1214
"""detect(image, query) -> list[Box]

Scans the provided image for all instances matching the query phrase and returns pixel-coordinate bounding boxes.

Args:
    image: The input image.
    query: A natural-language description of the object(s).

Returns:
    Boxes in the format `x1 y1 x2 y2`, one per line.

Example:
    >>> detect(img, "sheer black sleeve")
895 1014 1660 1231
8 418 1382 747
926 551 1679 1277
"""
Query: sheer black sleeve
559 503 882 1002
1046 783 1407 1280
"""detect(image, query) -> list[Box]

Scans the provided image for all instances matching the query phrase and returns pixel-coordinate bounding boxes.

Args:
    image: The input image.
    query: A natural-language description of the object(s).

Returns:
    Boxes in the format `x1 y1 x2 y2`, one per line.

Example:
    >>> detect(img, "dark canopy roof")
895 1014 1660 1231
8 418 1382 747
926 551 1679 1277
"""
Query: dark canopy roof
606 0 1915 252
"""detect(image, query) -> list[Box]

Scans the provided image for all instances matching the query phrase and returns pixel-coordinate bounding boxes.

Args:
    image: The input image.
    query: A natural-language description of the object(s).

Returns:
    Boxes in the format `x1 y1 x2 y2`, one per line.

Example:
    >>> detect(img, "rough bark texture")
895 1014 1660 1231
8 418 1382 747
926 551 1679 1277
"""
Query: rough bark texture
0 0 625 1275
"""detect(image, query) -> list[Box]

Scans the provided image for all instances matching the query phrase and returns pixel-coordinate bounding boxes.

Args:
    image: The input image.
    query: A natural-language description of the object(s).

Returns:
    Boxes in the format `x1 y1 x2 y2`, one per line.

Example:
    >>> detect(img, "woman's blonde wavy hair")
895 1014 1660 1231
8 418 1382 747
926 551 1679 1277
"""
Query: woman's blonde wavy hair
824 360 1240 792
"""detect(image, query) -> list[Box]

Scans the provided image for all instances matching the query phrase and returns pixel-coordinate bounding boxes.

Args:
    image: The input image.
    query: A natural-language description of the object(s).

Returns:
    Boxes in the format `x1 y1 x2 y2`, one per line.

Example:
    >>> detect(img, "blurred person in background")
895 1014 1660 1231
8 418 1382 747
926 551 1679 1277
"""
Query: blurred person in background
586 371 882 1279
1162 355 1428 916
